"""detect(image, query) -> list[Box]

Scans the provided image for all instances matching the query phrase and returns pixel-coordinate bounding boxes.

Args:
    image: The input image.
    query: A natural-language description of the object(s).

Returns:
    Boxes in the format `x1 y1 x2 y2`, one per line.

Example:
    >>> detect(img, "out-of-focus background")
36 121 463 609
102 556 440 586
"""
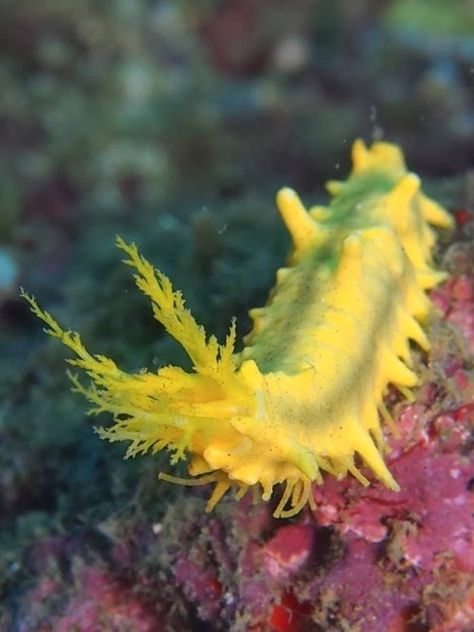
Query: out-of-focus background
0 2 473 630
1 0 473 315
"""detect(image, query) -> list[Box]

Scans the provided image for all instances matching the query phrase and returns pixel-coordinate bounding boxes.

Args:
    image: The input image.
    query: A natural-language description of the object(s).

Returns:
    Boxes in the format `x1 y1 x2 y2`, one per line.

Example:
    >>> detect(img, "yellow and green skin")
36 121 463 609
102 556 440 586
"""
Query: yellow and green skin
23 140 453 518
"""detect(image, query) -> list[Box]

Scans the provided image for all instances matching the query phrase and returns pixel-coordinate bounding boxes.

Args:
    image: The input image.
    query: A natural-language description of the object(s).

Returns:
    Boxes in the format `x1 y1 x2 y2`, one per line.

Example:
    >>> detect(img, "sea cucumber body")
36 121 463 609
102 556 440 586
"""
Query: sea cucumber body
25 140 453 517
196 142 452 511
238 224 422 489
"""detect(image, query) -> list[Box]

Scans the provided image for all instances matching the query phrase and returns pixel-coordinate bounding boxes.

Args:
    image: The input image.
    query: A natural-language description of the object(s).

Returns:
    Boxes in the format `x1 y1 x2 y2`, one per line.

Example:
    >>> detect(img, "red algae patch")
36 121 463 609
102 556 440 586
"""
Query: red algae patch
262 524 314 580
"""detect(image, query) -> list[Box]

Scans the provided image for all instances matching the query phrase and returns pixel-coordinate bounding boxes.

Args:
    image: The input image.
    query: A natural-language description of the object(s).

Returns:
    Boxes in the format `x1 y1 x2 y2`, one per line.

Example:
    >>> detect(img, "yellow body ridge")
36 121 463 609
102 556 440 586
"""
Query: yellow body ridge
24 140 453 518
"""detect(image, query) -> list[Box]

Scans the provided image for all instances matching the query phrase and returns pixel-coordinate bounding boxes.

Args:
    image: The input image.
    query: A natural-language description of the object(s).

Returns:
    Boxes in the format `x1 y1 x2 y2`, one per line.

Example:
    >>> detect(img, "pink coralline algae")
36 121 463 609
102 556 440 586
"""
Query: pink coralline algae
305 404 473 630
54 568 158 632
431 274 474 352
16 546 180 632
174 554 223 620
262 524 314 581
312 403 473 564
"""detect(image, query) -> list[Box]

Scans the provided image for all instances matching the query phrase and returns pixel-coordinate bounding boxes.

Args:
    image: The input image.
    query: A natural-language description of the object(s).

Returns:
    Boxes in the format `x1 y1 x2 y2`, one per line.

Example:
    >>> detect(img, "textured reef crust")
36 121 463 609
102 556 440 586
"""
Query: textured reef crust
24 140 453 518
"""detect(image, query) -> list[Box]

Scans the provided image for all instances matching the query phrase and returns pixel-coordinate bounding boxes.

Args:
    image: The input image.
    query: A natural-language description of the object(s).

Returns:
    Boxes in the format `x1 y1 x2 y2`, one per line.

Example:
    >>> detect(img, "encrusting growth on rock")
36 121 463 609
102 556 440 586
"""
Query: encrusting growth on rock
23 140 453 518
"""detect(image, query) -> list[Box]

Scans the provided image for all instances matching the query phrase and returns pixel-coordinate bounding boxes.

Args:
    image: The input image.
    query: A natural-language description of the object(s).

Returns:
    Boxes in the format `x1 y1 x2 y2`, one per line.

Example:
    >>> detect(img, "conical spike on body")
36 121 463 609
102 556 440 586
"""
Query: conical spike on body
388 173 421 212
419 193 454 229
276 187 322 251
326 180 344 195
352 139 372 172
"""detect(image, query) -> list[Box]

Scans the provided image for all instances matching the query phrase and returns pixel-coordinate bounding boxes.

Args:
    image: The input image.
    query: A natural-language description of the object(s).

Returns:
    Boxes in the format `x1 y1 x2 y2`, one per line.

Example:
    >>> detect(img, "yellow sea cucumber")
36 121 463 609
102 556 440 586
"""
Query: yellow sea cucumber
23 140 453 518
